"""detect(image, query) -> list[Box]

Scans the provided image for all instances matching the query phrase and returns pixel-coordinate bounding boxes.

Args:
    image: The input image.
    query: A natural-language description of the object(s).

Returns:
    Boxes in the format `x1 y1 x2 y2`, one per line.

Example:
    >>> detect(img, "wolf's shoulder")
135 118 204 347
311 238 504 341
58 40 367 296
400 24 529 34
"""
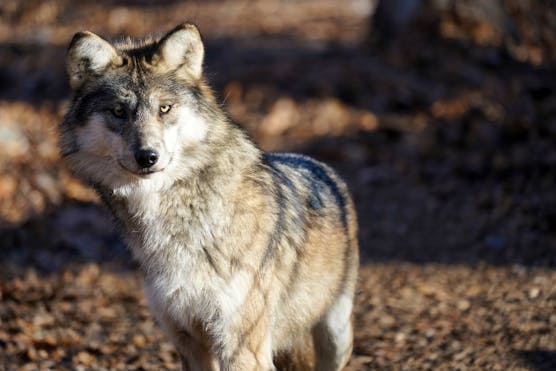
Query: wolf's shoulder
262 152 351 225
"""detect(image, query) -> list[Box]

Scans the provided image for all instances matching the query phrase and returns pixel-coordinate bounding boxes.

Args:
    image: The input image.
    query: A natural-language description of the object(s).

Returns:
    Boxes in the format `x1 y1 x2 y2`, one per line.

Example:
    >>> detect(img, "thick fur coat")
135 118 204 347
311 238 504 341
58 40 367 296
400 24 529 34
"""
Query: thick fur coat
60 23 359 371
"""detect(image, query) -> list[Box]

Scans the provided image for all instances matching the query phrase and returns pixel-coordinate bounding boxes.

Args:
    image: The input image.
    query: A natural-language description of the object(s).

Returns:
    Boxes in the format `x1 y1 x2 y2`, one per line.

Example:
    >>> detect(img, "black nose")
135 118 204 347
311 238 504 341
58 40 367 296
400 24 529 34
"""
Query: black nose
134 149 159 168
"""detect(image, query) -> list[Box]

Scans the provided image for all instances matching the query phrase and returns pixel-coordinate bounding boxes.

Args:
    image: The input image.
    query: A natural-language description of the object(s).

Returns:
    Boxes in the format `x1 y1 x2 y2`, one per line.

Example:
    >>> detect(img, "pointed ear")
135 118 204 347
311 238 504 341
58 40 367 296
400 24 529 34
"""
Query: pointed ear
152 23 204 80
67 31 122 90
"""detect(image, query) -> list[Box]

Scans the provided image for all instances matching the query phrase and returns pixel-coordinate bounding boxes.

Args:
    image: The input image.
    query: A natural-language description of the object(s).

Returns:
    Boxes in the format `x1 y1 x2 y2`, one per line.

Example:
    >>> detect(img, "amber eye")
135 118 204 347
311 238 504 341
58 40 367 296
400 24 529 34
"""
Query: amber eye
111 105 126 118
159 104 172 114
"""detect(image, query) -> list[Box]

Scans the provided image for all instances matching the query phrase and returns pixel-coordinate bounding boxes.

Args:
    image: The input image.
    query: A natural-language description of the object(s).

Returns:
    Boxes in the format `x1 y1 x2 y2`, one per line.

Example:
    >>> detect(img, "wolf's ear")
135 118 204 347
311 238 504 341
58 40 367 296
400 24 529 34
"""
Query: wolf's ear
67 31 122 90
152 23 204 80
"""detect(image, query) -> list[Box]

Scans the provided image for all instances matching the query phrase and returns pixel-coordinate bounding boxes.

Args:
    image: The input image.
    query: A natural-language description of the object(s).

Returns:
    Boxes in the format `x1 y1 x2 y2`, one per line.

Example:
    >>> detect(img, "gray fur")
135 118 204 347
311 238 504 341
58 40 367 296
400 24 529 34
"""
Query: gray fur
60 23 359 371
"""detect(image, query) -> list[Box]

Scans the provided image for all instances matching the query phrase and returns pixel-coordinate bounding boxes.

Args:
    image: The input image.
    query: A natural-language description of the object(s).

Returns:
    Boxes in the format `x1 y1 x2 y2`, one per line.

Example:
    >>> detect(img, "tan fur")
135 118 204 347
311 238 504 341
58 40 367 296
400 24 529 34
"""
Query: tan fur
61 23 359 371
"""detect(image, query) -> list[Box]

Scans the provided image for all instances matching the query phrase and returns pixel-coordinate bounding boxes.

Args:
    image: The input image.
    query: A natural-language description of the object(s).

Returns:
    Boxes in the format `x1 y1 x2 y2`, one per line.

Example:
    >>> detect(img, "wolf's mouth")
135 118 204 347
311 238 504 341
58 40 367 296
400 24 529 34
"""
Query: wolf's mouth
118 161 164 177
117 152 173 178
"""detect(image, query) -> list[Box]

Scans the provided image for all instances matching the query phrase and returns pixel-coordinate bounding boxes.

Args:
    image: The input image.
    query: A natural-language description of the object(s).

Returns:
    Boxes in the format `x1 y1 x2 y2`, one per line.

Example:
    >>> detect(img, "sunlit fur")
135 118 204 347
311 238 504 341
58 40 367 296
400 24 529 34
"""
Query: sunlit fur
60 23 359 371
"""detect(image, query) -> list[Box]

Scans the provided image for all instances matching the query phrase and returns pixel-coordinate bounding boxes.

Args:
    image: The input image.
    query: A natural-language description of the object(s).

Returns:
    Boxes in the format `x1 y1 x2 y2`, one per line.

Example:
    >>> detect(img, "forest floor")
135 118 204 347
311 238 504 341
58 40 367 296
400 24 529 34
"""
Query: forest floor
0 1 555 369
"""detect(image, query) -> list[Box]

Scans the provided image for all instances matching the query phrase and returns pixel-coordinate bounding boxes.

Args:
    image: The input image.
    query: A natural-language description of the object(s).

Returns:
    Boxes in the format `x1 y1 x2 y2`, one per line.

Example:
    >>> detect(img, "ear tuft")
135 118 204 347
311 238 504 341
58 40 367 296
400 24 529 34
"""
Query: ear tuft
67 31 121 90
154 23 204 79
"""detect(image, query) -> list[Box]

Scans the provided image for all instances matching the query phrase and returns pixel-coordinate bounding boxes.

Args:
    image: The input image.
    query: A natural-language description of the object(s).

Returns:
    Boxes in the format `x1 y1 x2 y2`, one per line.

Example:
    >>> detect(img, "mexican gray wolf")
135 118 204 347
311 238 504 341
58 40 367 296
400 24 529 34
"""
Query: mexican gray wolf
60 22 359 371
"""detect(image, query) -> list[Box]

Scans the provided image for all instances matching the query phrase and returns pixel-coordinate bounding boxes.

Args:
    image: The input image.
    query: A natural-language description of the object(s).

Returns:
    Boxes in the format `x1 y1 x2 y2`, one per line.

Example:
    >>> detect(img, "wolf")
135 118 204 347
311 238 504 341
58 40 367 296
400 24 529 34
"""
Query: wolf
60 23 359 371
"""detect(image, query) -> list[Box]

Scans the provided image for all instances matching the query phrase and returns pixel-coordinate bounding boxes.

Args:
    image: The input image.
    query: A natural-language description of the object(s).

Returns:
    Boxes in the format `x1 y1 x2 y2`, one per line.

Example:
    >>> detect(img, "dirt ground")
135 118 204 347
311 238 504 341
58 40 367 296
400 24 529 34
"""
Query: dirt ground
0 0 555 370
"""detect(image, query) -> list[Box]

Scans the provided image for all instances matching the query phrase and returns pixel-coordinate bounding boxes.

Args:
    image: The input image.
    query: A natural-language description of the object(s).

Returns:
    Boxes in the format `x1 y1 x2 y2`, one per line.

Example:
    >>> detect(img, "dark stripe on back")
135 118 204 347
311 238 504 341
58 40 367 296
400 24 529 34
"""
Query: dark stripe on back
265 160 303 217
260 165 287 268
260 159 308 269
265 153 348 229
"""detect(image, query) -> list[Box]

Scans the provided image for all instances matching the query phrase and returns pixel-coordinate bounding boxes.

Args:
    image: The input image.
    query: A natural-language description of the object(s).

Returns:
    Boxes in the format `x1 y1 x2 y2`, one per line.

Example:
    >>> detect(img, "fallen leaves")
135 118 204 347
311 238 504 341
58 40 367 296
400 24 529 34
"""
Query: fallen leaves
349 264 556 370
0 264 180 370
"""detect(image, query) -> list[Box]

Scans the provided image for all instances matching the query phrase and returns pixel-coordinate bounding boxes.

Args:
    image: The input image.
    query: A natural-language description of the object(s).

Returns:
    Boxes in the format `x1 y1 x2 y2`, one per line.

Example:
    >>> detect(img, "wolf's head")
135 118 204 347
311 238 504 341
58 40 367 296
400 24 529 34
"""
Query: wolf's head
61 23 228 194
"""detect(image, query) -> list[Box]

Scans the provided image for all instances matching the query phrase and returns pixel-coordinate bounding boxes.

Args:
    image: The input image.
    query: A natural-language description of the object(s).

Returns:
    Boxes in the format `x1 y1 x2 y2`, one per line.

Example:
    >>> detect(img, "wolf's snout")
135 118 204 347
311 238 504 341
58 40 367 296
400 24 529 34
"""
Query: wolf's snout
135 149 159 168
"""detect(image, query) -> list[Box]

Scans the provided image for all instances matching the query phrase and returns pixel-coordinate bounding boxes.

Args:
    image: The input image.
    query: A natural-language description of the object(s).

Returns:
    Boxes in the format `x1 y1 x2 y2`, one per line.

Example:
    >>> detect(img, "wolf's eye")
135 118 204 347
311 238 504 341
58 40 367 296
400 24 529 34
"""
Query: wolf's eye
159 105 172 114
111 106 126 119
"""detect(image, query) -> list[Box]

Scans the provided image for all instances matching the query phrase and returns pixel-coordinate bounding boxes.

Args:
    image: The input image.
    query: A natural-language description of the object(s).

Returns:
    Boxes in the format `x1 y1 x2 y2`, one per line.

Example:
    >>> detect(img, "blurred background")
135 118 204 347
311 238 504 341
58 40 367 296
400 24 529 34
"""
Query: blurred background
0 0 555 369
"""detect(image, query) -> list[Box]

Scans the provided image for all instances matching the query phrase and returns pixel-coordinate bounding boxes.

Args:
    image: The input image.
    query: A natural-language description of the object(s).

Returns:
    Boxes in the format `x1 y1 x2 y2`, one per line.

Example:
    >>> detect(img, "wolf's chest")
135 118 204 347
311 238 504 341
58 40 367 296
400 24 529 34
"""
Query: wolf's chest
121 190 206 256
142 257 252 333
113 182 250 328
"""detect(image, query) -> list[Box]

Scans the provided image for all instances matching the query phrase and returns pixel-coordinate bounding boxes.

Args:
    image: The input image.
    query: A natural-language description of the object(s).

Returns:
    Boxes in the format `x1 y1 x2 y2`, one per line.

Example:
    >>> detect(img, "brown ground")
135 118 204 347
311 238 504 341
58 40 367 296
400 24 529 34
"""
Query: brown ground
0 1 555 370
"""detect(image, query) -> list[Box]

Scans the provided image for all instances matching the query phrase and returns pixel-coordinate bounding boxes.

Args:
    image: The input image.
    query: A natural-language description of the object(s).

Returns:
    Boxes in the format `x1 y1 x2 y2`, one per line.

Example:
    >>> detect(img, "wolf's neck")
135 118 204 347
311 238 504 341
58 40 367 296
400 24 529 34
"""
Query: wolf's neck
99 131 261 271
100 124 261 229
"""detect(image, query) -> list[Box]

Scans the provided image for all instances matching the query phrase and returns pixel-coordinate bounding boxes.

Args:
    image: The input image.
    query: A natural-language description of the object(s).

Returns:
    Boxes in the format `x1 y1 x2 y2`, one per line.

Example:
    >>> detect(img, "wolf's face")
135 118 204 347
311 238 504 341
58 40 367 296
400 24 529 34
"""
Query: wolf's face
61 24 218 193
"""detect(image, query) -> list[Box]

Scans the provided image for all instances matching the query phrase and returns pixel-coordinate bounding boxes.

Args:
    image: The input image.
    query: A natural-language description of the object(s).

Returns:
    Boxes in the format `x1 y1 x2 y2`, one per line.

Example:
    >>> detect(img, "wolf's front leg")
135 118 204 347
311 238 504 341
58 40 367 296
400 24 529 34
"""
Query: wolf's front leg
176 334 220 371
219 341 275 371
179 349 219 371
156 314 219 371
217 313 276 371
